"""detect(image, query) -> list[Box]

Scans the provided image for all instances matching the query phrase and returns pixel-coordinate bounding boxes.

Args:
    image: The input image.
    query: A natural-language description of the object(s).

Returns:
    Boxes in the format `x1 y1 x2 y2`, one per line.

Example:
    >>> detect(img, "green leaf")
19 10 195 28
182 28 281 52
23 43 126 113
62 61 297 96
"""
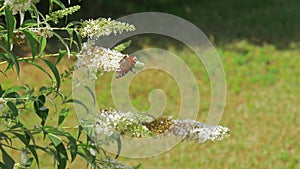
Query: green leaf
39 36 47 54
3 91 19 98
11 132 29 145
52 31 70 57
58 108 69 126
27 145 39 168
21 19 37 27
65 133 78 162
6 101 18 117
62 99 89 114
2 86 25 97
25 157 34 167
40 127 47 140
4 6 16 50
0 24 5 30
134 164 142 169
53 0 66 9
77 125 83 140
67 28 73 48
56 50 66 65
74 30 82 51
79 144 96 168
34 95 49 126
34 145 52 155
43 59 61 91
49 0 53 12
56 143 68 169
9 124 22 130
66 21 82 28
2 61 14 75
47 133 62 147
0 42 20 76
0 132 12 146
114 135 122 159
46 132 69 169
0 162 9 169
35 95 45 107
37 86 46 91
22 30 38 58
36 106 49 126
25 60 52 80
0 53 10 65
0 85 3 96
44 126 65 135
46 129 78 162
113 40 132 52
24 128 36 145
0 145 15 169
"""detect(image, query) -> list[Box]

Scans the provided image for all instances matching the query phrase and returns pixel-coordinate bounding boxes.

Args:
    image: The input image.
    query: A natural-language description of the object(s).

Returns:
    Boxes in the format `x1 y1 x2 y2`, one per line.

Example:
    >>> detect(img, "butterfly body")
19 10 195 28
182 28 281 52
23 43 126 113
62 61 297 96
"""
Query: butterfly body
116 56 137 78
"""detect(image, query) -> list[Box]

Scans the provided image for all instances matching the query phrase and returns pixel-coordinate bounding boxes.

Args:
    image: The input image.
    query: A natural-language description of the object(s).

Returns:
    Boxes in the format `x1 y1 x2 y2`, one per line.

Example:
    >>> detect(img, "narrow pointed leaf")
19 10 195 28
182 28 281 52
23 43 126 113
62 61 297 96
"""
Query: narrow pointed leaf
39 36 47 54
48 133 62 147
65 133 78 161
56 143 68 169
58 108 69 126
43 59 60 91
24 128 35 145
53 0 66 9
0 162 9 169
0 133 12 146
113 40 132 52
77 125 83 140
49 0 53 12
22 30 38 58
25 157 34 167
2 86 25 97
34 95 49 126
24 60 52 80
52 31 70 57
56 50 66 65
62 99 89 114
67 28 73 48
0 42 20 76
4 6 16 50
114 135 121 159
6 101 18 117
28 145 39 168
11 132 29 145
0 145 15 169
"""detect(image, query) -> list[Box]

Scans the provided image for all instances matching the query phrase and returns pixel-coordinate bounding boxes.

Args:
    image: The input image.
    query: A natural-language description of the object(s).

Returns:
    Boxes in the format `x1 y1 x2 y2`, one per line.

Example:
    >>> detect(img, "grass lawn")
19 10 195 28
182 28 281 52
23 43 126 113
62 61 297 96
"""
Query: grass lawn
1 39 299 169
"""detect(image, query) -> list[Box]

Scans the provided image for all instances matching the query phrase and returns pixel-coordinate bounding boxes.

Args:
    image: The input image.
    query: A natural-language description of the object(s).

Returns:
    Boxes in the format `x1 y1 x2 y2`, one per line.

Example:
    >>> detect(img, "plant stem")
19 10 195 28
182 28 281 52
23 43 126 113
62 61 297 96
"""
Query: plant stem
0 143 23 151
0 27 79 33
2 98 30 101
0 125 82 134
0 53 74 65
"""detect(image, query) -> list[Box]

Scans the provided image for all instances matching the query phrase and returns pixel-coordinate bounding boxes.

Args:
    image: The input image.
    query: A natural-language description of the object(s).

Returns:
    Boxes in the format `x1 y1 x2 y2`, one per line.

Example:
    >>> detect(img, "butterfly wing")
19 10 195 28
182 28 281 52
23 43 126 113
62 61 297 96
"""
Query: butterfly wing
116 56 137 78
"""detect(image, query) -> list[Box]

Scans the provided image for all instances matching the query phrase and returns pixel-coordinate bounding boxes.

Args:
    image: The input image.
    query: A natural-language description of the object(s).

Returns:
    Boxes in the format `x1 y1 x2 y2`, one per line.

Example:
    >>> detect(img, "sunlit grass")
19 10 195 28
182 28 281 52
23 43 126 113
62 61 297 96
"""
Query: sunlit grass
1 39 300 168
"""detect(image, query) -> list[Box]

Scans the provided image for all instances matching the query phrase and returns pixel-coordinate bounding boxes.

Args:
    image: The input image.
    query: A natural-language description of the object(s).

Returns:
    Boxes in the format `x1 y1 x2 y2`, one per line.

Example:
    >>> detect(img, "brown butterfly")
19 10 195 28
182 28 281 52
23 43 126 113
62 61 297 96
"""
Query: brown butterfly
116 55 137 78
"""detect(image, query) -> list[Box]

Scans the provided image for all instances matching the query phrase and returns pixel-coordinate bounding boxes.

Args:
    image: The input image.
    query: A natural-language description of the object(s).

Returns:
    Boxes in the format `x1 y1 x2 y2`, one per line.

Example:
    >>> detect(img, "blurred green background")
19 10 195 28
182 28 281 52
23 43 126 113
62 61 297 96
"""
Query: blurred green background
1 0 300 168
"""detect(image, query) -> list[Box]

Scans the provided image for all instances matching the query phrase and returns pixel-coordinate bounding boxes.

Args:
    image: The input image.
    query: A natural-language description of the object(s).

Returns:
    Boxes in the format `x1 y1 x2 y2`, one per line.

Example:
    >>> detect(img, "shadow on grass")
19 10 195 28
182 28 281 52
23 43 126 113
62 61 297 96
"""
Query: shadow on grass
64 0 300 49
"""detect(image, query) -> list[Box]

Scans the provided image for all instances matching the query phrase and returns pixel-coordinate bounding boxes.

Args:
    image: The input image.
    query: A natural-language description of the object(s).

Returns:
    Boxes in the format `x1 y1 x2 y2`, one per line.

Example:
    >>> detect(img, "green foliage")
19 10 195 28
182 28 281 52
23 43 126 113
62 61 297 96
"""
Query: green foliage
113 40 132 52
0 0 137 168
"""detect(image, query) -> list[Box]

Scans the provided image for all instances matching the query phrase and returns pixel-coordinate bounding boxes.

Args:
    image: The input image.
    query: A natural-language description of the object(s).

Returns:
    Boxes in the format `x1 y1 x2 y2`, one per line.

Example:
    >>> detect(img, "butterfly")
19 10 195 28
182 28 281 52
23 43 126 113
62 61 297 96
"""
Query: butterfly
116 55 137 78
